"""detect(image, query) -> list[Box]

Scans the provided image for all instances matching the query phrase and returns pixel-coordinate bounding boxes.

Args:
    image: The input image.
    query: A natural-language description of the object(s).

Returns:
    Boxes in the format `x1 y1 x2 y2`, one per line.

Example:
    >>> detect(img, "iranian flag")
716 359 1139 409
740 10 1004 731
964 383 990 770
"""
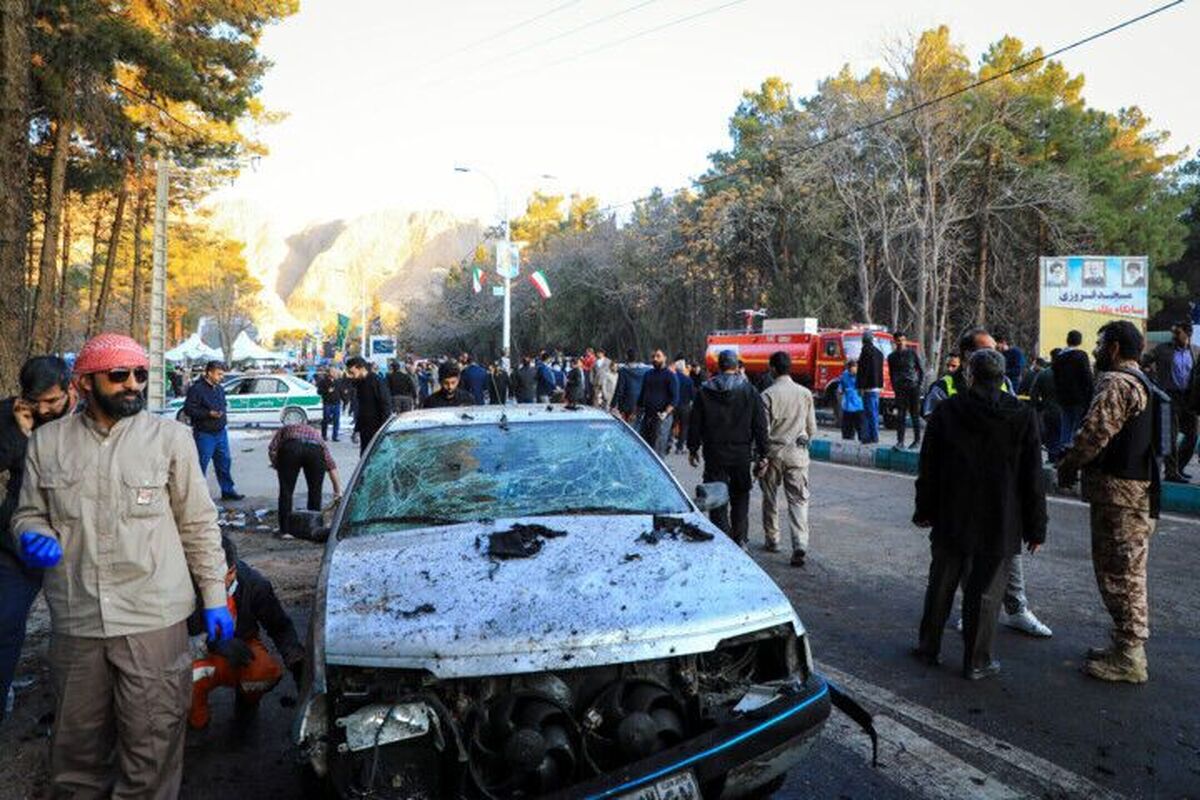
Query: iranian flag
529 270 552 299
472 267 484 294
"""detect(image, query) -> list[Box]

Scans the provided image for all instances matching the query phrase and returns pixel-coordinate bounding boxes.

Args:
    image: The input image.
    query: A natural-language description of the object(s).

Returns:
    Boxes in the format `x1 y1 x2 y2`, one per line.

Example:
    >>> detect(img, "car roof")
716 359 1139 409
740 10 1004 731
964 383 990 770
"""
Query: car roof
384 404 616 433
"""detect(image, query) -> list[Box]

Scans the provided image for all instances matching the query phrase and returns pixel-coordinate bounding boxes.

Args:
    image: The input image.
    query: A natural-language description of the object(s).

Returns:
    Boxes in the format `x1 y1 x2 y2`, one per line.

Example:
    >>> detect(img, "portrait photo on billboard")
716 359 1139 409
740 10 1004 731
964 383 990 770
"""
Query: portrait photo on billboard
1044 259 1067 287
1082 259 1107 288
1122 258 1147 288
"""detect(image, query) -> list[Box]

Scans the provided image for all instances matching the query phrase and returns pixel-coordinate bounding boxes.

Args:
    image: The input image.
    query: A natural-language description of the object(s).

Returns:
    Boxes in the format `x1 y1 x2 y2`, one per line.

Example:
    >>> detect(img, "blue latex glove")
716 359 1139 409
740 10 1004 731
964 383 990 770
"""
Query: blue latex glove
203 606 235 642
18 532 61 568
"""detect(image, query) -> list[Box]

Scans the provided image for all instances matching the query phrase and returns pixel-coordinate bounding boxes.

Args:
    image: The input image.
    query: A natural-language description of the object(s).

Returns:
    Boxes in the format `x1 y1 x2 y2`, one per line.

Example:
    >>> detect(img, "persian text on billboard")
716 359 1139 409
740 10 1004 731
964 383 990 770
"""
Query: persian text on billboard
1039 256 1148 319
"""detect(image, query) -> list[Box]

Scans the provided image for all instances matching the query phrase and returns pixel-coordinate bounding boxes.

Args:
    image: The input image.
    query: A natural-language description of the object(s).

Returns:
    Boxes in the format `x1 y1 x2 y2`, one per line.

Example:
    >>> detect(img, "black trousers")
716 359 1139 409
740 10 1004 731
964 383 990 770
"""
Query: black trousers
894 384 922 444
703 461 753 545
674 404 692 452
277 440 326 535
917 544 1010 672
1167 390 1198 477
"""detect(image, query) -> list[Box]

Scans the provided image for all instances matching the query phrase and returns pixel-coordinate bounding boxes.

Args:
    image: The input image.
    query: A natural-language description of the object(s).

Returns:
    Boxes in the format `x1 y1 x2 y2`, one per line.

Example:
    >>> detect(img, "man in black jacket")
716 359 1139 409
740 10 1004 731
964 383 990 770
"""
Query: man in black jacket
187 537 304 729
488 361 511 406
184 360 243 500
913 349 1048 680
387 360 418 413
424 361 474 408
687 349 769 547
637 349 678 453
887 332 925 449
857 332 885 443
346 356 392 453
513 356 539 404
316 367 343 441
1053 330 1094 457
0 357 75 720
1142 320 1199 481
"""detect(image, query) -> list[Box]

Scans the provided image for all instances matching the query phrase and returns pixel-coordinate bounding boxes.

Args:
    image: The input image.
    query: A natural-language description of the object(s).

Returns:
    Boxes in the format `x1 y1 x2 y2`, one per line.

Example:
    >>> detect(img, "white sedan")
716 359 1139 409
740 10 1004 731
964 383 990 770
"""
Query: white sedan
167 373 323 427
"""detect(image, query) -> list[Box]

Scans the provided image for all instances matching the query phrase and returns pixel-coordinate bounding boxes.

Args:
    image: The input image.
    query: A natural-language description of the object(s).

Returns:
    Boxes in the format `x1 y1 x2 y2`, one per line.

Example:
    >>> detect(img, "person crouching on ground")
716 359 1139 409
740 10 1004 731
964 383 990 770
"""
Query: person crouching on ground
188 536 305 729
913 349 1047 680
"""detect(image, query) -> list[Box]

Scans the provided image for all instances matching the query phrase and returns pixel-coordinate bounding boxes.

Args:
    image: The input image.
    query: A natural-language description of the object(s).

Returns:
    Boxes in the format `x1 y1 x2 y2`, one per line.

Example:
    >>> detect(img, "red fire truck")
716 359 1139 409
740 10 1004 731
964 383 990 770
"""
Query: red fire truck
705 318 905 424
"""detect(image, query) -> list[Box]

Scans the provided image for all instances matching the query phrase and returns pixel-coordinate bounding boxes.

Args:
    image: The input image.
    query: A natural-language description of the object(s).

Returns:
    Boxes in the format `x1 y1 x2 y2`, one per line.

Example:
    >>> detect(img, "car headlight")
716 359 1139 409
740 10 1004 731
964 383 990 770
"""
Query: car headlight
335 702 433 754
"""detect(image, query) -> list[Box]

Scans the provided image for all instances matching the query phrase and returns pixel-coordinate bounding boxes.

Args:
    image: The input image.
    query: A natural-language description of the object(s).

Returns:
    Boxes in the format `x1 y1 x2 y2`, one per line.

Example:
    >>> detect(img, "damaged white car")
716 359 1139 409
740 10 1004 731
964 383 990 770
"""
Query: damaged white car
291 406 871 799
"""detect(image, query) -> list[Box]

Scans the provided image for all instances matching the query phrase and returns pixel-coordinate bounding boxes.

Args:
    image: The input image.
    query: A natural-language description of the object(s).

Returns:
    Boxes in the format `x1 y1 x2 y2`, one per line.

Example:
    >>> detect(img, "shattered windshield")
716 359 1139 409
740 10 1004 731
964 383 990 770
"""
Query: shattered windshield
342 420 691 535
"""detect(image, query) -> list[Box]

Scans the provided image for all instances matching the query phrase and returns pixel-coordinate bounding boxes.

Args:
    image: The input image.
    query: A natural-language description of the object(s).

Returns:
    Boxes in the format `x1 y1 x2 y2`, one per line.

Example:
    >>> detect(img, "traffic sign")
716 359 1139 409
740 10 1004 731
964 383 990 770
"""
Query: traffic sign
491 286 506 297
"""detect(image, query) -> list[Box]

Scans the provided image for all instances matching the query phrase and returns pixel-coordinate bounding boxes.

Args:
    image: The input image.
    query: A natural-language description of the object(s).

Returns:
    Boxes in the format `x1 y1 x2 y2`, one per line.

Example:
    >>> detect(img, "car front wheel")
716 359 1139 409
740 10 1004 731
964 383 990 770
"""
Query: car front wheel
282 407 307 426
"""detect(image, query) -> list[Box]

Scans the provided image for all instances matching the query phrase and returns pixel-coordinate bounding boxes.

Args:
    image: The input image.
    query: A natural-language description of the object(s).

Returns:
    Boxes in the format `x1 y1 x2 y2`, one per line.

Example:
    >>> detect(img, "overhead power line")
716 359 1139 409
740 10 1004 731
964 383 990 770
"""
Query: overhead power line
452 0 754 99
534 0 754 73
109 79 207 140
468 0 662 73
597 0 1186 215
425 0 587 68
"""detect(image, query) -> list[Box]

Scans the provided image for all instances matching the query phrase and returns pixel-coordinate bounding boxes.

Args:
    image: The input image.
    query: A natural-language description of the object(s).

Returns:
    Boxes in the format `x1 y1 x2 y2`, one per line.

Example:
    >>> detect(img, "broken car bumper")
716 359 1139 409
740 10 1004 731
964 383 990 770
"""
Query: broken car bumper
546 674 831 799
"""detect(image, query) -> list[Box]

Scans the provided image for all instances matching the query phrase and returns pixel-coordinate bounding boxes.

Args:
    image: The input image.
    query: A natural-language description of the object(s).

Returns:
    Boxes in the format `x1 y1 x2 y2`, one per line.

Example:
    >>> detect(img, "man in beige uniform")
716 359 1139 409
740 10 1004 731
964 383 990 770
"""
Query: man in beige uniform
760 351 817 567
11 333 231 798
1058 320 1158 683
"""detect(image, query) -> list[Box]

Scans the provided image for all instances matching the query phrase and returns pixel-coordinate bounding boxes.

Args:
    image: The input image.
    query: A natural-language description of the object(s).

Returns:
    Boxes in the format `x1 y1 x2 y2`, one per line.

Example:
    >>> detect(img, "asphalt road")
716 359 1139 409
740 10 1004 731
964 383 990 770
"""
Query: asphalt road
173 426 1200 800
6 422 1196 799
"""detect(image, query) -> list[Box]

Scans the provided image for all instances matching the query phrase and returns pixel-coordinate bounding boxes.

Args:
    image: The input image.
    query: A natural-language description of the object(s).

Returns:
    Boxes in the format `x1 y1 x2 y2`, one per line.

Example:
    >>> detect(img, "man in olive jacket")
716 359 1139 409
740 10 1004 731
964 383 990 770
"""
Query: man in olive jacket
913 349 1047 680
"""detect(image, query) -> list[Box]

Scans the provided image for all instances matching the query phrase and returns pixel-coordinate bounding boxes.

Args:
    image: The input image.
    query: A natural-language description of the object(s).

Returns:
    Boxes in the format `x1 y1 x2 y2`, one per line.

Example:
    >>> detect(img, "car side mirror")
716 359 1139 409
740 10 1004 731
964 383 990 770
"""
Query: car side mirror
289 510 330 543
695 482 729 512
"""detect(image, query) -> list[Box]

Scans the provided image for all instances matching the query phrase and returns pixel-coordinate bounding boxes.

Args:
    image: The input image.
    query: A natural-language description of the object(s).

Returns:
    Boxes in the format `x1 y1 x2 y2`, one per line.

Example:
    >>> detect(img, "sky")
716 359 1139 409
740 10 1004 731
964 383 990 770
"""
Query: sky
216 0 1199 233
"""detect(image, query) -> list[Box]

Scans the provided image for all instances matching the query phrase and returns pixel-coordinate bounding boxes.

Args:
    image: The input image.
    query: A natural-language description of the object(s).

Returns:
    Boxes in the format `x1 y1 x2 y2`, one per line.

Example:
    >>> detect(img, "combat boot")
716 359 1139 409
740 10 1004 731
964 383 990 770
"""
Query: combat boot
1084 643 1148 684
1085 644 1113 661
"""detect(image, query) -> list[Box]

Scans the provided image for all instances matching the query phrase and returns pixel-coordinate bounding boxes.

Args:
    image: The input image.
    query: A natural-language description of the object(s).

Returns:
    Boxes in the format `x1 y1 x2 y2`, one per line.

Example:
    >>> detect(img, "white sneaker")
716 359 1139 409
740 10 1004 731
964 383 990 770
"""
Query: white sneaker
1004 609 1053 638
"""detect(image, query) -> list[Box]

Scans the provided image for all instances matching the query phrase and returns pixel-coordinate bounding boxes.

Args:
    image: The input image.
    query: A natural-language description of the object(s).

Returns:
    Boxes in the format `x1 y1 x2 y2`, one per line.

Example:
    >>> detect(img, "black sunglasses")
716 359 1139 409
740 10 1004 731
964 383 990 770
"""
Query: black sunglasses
106 367 149 384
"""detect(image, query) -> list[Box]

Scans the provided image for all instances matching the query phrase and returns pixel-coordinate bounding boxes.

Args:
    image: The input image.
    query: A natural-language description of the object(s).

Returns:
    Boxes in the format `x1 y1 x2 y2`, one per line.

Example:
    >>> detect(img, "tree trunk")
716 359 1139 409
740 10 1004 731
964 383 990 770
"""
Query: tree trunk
974 148 993 328
54 196 71 353
33 112 71 354
0 0 31 390
129 168 148 342
86 195 107 321
90 170 129 337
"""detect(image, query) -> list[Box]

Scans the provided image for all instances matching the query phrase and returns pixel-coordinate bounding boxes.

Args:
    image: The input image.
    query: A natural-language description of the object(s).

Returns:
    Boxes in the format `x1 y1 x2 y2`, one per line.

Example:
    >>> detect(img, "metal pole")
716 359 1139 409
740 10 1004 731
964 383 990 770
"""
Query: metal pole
148 151 168 411
502 195 511 365
360 266 367 358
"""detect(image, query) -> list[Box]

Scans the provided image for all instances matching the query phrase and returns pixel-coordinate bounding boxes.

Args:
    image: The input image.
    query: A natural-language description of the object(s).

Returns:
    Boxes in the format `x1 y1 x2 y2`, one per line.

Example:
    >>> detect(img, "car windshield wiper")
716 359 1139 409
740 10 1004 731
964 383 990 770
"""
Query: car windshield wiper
346 514 461 529
529 505 659 516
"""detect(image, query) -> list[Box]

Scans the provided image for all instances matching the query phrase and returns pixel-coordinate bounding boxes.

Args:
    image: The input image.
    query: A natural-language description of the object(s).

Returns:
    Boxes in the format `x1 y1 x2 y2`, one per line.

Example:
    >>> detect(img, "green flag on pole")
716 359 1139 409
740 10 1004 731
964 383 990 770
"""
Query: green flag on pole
335 313 351 349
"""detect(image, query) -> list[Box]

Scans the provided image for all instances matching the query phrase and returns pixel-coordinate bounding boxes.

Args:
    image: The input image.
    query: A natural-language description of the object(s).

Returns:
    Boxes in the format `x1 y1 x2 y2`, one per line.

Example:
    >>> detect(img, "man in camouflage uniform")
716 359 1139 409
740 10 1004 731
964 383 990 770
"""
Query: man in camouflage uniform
1058 320 1158 683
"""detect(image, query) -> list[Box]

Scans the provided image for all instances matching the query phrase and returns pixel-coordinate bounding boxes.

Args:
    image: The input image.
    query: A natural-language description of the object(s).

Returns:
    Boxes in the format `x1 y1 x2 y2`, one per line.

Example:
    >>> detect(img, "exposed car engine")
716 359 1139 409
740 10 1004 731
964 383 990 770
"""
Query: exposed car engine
320 626 807 799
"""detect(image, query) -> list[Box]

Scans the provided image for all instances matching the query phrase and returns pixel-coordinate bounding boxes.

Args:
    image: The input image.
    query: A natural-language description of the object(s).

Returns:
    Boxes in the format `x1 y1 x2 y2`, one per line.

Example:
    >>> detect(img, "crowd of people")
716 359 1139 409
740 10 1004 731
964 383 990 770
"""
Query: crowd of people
0 316 1192 795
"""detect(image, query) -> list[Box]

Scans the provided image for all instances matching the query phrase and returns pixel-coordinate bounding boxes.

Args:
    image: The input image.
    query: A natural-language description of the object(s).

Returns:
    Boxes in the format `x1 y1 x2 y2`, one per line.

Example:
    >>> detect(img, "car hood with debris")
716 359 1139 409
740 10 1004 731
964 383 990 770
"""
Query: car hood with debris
323 513 803 678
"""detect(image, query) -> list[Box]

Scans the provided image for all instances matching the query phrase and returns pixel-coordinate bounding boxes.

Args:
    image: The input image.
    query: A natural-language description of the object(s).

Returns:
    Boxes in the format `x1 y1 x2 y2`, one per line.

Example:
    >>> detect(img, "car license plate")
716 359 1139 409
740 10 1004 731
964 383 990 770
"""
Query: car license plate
618 771 701 800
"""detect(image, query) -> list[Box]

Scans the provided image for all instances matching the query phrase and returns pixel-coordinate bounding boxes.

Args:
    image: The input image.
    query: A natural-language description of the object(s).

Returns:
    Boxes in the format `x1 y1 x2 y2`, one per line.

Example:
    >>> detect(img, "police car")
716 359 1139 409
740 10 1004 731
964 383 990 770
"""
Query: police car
166 373 322 427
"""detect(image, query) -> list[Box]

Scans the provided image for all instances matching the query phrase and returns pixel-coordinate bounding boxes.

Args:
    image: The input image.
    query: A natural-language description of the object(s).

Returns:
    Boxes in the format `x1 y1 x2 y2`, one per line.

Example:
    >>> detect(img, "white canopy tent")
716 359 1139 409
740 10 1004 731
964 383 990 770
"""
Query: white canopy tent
230 330 287 363
164 333 222 363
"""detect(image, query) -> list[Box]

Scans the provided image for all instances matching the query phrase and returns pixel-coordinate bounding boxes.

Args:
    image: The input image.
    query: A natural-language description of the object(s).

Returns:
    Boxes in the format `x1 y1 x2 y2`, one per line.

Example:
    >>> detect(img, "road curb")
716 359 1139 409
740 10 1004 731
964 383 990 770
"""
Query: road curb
809 439 1200 516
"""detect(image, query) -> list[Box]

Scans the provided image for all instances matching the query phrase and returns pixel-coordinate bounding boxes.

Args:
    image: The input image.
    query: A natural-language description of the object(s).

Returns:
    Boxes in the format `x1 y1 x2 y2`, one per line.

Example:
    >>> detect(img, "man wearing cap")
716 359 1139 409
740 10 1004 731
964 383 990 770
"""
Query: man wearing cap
11 333 232 797
687 349 769 547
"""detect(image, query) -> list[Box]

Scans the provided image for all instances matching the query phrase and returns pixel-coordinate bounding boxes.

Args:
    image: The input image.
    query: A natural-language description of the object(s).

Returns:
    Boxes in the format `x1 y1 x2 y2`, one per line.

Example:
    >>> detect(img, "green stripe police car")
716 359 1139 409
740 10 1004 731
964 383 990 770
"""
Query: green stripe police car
166 374 323 427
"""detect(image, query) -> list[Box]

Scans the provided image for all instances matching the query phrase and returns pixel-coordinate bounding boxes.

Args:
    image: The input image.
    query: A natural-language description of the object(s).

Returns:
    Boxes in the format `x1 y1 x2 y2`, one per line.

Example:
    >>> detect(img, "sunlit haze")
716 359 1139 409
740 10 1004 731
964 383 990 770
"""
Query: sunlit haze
216 0 1197 231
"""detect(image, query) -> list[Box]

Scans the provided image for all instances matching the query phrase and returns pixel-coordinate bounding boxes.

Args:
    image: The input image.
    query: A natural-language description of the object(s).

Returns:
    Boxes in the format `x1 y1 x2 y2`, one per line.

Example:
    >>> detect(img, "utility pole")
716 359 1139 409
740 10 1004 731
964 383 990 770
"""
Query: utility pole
501 195 511 366
360 266 367 360
148 151 168 411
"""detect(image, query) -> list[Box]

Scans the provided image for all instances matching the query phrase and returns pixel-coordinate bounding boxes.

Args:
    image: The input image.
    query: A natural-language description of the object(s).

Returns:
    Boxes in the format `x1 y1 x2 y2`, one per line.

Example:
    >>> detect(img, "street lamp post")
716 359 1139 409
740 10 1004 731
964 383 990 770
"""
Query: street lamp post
455 167 555 368
455 166 510 363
